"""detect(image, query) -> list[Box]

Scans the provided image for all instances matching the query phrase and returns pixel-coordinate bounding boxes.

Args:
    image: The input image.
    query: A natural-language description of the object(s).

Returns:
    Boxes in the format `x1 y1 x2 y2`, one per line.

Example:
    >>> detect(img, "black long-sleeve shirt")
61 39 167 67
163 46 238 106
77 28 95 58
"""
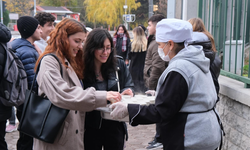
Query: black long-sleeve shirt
128 71 189 150
128 71 188 125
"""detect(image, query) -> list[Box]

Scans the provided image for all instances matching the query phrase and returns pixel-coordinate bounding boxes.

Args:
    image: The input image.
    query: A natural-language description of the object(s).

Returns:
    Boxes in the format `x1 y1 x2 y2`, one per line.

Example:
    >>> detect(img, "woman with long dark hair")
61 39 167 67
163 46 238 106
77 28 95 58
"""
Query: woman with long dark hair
83 28 134 150
113 24 131 65
33 18 121 150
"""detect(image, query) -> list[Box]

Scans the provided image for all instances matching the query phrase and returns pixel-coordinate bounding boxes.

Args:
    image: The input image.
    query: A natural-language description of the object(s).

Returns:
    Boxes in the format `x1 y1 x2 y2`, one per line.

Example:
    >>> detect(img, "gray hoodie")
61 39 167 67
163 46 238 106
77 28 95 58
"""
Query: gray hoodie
156 45 221 150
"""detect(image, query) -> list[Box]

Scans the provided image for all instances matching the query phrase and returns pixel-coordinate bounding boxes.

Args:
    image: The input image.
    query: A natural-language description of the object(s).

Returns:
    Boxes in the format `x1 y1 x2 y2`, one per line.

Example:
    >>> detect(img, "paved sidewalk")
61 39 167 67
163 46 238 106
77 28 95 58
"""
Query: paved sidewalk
6 124 162 150
5 129 18 150
125 124 157 150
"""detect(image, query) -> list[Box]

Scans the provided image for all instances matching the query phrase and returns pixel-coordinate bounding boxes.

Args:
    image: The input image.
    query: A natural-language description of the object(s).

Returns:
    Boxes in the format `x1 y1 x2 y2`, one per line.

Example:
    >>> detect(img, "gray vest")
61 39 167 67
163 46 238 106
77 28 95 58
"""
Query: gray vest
156 46 221 150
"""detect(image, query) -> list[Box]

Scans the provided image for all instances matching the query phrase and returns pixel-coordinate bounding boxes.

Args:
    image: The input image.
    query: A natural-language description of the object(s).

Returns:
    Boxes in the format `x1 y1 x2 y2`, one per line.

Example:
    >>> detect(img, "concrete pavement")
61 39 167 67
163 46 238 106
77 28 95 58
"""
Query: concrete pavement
5 129 18 150
5 123 161 150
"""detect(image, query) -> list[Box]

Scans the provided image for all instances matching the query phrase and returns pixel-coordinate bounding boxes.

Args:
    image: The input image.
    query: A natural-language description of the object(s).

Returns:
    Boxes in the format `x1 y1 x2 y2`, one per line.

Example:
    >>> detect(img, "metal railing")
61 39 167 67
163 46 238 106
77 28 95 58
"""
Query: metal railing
198 0 250 88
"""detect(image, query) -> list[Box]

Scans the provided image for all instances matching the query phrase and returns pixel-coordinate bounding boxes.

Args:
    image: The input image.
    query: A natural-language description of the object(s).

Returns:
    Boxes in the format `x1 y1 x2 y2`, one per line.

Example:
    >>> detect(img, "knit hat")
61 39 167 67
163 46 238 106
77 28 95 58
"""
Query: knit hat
17 16 39 39
138 24 146 32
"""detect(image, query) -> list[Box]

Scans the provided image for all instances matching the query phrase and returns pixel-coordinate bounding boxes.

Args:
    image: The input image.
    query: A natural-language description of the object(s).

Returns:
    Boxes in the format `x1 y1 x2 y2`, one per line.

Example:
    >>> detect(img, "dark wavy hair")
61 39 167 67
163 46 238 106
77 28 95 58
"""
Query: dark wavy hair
35 18 87 79
83 29 117 83
113 24 130 38
34 12 56 27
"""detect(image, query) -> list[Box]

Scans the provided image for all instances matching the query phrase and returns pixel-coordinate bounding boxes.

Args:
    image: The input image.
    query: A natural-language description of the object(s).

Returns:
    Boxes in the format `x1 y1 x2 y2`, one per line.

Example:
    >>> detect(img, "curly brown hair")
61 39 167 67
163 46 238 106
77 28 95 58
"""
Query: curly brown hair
34 12 56 27
35 18 87 79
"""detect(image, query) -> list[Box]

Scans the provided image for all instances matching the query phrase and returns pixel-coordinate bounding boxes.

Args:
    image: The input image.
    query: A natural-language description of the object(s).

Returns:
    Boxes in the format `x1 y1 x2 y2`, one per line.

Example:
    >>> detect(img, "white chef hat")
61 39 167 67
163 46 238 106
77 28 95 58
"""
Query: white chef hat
156 18 193 47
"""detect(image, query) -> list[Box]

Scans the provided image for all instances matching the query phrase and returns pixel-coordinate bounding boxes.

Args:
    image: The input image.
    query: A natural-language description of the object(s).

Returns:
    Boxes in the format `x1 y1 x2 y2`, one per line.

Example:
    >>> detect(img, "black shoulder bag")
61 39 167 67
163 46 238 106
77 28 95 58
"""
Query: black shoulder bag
18 53 69 143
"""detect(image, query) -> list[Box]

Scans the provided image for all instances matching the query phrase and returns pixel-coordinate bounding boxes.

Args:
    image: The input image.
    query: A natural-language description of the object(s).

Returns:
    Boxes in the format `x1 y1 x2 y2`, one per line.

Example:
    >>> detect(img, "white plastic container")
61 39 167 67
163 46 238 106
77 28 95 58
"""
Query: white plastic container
96 95 155 122
96 107 129 122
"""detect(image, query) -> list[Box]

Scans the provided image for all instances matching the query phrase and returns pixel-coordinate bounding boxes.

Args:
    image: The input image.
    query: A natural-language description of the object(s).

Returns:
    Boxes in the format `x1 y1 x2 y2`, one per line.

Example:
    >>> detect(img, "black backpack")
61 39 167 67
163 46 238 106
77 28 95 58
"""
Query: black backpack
0 42 28 106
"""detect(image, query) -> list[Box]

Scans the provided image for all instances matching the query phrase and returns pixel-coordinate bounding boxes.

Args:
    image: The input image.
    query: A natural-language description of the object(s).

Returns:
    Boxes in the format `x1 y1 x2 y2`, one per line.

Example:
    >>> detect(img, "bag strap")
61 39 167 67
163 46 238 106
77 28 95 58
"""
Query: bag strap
0 42 6 50
30 53 63 92
115 67 120 92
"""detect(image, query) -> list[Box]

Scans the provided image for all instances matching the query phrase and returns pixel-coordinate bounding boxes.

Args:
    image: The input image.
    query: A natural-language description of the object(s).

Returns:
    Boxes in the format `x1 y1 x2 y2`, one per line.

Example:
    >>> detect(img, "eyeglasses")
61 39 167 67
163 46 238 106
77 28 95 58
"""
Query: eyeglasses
97 47 113 53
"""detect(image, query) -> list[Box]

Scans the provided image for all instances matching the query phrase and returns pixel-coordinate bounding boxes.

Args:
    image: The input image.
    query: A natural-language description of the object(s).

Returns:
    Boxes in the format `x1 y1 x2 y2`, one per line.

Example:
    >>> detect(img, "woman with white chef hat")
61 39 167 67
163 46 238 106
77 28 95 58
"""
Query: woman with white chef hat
110 18 224 150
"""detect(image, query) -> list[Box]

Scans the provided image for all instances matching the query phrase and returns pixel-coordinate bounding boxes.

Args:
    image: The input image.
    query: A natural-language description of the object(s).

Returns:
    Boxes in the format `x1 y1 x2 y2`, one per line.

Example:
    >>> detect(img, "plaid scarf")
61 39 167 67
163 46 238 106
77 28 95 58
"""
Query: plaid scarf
113 33 127 52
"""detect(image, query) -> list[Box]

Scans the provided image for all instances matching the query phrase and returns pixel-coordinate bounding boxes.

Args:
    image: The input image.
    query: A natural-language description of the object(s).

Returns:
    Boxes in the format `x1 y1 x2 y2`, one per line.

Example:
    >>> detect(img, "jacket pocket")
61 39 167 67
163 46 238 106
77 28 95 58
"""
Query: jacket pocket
147 67 152 76
143 66 152 77
58 121 69 146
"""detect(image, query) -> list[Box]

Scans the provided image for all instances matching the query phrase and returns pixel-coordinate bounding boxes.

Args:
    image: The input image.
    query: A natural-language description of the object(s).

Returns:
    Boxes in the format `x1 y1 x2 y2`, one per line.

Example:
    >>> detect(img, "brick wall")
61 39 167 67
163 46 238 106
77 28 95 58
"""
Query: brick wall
217 76 250 150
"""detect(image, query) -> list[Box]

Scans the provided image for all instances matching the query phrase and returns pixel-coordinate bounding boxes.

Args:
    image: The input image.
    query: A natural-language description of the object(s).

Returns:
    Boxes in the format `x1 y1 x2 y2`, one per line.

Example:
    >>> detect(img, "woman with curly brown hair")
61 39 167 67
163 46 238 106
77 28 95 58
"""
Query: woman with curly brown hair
33 18 121 150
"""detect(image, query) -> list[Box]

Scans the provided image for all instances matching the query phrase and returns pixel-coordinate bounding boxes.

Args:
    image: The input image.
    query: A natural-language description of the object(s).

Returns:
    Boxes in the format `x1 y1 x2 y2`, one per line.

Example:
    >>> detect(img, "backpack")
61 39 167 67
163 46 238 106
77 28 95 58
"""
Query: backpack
0 42 28 106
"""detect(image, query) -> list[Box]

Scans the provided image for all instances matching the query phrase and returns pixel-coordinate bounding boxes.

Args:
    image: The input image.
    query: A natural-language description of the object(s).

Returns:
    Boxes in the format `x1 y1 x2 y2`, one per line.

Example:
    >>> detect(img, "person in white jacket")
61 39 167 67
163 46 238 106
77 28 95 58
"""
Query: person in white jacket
34 12 56 53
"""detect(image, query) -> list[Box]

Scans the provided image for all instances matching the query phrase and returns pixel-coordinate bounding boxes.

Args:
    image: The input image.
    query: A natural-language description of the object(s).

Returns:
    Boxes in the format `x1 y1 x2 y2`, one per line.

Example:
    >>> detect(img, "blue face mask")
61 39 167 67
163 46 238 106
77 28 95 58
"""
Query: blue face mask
158 43 171 62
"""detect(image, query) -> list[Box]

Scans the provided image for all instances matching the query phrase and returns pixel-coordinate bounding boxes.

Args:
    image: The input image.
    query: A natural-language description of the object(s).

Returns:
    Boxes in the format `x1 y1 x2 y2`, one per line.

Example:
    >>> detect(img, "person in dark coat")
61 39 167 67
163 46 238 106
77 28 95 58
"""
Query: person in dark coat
110 19 223 150
143 14 166 149
129 27 147 94
0 22 12 150
10 16 42 150
188 17 222 98
83 29 134 150
113 24 131 65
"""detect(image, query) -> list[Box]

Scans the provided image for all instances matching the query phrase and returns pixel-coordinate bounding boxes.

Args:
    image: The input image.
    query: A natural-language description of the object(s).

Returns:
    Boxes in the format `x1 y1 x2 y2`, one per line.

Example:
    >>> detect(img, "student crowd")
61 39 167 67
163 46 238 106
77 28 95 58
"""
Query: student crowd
0 12 223 150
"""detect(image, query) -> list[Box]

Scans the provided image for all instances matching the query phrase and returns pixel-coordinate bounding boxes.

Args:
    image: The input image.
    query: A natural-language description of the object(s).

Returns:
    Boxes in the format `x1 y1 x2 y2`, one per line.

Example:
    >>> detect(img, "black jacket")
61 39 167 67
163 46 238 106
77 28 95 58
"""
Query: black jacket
128 43 147 93
0 23 12 121
115 36 131 61
84 57 134 140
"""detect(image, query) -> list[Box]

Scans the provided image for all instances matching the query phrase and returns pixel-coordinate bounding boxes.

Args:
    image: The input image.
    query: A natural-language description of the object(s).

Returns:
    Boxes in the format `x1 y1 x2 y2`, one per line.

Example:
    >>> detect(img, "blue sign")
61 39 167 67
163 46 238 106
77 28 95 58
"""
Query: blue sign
126 15 131 22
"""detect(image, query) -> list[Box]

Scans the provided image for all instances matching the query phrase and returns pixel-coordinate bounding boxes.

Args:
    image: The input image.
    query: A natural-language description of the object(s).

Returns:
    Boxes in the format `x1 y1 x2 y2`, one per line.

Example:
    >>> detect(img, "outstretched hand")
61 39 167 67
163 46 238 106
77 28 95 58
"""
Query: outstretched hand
109 102 128 119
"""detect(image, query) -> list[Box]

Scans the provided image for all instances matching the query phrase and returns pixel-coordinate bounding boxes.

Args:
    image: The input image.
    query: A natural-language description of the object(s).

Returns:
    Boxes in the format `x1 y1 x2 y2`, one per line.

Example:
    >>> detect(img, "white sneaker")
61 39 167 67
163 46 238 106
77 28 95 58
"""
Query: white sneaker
146 142 163 149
